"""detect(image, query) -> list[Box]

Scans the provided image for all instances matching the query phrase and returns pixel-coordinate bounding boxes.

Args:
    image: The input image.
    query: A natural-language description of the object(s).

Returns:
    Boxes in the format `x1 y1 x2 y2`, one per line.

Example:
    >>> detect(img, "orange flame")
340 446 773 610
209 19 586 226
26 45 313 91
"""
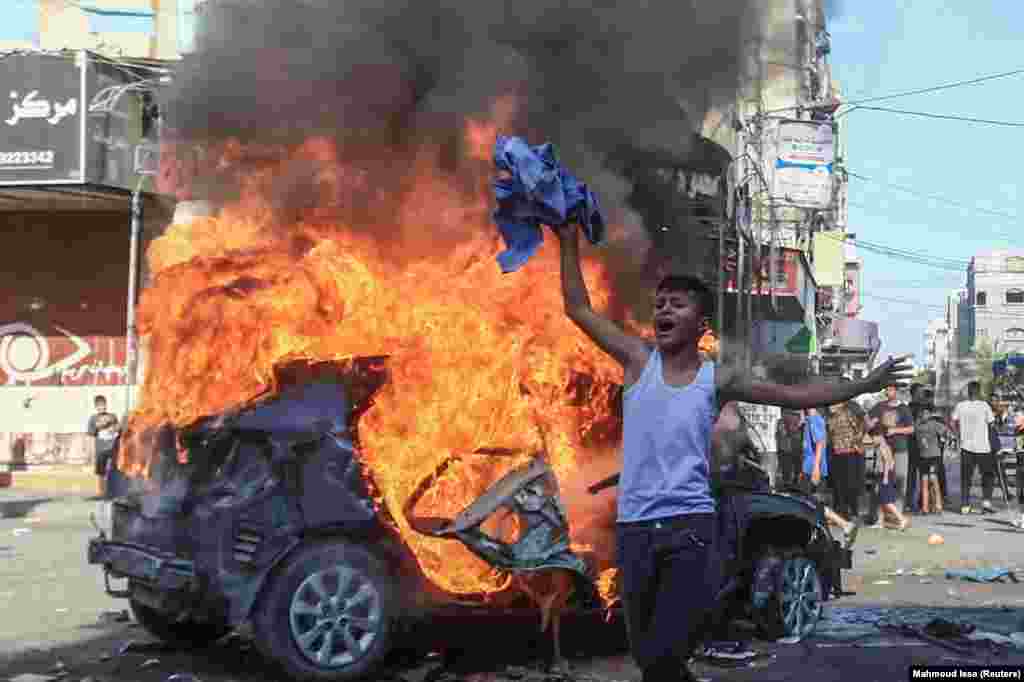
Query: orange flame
127 111 626 600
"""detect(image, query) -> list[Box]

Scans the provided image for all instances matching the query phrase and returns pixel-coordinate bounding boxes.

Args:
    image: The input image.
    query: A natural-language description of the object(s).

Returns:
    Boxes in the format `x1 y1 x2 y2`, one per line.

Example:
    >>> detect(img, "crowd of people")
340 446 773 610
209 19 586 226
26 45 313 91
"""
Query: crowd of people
774 379 1024 533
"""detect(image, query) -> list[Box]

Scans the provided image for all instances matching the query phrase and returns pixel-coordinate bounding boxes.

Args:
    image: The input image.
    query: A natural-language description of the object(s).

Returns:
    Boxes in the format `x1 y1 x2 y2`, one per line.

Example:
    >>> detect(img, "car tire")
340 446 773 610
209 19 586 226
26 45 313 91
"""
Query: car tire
751 552 824 641
252 540 397 681
129 599 230 648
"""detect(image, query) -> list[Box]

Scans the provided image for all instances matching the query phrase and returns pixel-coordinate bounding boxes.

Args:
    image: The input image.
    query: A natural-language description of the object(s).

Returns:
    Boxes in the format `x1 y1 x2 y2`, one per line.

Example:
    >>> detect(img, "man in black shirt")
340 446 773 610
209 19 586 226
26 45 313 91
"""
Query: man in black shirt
87 395 120 499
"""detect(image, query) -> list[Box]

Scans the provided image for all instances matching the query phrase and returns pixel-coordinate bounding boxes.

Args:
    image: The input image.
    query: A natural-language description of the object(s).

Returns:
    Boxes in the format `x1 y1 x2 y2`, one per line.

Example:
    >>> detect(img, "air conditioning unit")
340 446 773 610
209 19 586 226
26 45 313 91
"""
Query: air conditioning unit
134 143 160 176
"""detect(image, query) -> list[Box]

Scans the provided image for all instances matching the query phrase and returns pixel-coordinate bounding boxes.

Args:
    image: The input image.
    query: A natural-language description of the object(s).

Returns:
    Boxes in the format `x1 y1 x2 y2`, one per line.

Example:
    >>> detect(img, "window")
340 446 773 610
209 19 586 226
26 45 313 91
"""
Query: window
1007 256 1024 273
976 291 987 306
1006 328 1024 340
1007 289 1024 305
178 0 200 54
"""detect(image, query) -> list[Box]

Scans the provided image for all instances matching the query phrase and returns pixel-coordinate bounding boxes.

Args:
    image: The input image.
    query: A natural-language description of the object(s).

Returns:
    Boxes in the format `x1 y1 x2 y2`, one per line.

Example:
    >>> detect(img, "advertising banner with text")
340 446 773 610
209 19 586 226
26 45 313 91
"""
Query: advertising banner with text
770 119 834 209
0 51 86 185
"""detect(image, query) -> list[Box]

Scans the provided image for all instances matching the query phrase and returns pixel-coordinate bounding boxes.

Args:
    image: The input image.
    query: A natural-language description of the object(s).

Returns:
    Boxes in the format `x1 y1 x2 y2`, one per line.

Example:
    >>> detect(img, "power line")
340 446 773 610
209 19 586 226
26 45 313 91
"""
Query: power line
764 68 1024 115
842 68 1024 107
817 230 969 271
861 292 1024 323
848 172 1021 224
851 105 1024 129
861 292 946 310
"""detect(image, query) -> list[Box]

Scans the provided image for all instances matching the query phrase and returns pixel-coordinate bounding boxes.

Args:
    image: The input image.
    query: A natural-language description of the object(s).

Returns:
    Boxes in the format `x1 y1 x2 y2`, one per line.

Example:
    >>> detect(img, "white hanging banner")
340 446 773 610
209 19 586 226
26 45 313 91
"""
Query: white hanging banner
770 119 834 209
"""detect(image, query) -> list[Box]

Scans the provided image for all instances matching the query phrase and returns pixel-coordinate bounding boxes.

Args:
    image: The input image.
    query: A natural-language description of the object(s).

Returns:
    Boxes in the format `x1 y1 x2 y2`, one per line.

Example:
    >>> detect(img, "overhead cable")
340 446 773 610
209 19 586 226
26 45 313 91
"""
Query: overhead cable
850 105 1024 129
842 68 1024 106
848 172 1021 223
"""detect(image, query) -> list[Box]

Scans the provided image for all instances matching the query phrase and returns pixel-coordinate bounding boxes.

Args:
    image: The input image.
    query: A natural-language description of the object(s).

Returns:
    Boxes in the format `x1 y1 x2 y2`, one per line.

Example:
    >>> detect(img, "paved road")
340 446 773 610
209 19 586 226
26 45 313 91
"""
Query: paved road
2 485 1024 681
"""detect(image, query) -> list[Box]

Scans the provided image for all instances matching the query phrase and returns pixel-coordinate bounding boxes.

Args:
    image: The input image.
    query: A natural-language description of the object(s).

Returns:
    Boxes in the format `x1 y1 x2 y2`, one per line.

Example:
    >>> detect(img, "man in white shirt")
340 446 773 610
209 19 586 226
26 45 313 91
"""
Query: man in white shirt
952 381 996 514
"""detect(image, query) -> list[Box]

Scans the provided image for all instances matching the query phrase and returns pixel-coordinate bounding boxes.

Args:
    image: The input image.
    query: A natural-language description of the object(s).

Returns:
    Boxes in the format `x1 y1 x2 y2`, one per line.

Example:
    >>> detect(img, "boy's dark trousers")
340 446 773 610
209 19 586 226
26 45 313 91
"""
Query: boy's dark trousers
829 452 865 521
961 449 997 507
906 439 920 512
617 513 717 682
937 455 949 502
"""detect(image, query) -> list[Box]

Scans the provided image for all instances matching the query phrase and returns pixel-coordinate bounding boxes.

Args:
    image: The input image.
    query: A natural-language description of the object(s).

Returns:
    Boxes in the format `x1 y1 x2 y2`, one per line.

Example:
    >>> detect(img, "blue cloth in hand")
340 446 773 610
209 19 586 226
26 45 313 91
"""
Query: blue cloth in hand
492 135 605 273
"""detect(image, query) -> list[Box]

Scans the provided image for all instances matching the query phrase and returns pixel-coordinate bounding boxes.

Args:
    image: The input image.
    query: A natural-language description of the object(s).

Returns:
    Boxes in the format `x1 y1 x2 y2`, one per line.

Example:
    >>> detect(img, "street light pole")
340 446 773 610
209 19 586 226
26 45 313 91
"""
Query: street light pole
125 176 144 412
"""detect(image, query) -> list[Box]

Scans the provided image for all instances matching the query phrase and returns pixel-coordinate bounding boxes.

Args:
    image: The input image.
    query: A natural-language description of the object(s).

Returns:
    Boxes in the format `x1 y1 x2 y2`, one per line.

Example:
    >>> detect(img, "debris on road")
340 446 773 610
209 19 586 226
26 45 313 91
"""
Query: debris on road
945 567 1019 583
8 674 59 682
97 609 131 624
924 618 974 638
116 640 138 656
12 528 31 536
140 658 161 669
966 631 1021 648
697 641 775 668
165 675 202 682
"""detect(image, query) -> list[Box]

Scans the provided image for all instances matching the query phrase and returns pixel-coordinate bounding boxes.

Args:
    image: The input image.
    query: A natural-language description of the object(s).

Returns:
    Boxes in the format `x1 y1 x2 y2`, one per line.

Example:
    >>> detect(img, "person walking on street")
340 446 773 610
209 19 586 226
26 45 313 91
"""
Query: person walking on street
802 407 859 545
87 395 120 499
915 407 952 514
867 385 914 511
775 409 803 490
826 396 868 523
906 384 925 513
872 436 910 531
823 393 864 520
552 221 910 682
953 381 997 515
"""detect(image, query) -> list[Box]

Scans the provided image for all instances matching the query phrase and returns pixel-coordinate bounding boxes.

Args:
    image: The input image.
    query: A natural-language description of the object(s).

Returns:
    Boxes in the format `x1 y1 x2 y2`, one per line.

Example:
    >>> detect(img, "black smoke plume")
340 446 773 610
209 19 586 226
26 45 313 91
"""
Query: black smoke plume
163 0 785 315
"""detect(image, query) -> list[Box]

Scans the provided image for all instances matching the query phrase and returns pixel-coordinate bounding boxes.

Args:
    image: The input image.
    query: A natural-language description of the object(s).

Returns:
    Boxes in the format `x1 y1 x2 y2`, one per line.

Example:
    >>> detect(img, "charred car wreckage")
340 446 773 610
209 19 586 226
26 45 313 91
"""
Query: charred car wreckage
87 359 852 680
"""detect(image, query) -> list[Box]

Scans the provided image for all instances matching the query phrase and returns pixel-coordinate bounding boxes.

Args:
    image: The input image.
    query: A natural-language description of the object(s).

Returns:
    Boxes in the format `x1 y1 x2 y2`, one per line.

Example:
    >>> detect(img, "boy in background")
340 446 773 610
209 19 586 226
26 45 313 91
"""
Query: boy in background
915 407 952 514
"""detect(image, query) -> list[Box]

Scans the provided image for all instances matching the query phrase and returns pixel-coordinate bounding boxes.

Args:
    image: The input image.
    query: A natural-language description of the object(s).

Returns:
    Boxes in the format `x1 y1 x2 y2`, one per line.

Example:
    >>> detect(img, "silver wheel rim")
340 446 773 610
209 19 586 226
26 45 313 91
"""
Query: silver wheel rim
780 557 822 638
289 564 383 668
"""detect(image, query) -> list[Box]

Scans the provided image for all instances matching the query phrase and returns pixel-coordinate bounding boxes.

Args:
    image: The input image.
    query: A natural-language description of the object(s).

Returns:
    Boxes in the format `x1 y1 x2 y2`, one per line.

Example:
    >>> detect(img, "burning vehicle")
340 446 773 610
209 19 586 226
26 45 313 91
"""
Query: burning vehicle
89 355 851 681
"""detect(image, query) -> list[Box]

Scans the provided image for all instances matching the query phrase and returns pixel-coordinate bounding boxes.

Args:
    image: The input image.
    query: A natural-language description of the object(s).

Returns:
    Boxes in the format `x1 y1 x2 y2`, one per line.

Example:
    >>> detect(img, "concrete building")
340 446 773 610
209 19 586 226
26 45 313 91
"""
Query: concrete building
934 246 1024 406
967 249 1024 356
4 0 200 60
0 2 187 467
924 317 949 372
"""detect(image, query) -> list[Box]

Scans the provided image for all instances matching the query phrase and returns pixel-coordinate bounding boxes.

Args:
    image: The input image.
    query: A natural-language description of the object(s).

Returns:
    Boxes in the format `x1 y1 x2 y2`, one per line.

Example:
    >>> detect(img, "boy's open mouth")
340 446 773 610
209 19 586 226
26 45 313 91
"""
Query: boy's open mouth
655 319 675 334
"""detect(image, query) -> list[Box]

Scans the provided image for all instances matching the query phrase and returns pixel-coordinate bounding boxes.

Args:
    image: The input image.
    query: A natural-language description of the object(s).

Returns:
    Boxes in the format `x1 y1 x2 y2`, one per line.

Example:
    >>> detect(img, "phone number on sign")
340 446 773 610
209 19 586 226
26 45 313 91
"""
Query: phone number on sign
0 150 55 165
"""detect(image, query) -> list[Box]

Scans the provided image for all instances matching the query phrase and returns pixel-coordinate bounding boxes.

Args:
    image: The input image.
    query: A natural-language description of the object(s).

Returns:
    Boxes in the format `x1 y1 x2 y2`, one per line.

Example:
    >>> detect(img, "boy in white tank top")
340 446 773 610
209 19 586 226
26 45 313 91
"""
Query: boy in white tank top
554 222 912 681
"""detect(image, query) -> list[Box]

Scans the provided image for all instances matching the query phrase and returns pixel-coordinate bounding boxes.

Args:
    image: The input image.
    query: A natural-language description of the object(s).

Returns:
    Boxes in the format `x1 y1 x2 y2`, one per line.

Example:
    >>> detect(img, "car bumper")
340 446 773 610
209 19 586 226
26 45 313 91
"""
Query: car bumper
87 537 197 593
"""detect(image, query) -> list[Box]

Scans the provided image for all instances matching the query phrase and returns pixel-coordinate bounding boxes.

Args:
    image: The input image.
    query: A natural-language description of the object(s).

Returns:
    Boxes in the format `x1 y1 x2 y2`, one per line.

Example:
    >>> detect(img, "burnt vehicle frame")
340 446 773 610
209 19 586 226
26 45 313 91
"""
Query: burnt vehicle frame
88 358 851 681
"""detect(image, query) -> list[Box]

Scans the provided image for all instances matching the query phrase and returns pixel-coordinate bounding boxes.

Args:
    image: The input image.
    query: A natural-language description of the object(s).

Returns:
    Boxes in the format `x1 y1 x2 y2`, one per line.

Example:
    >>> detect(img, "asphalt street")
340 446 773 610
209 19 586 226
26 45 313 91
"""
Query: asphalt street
1 449 1024 681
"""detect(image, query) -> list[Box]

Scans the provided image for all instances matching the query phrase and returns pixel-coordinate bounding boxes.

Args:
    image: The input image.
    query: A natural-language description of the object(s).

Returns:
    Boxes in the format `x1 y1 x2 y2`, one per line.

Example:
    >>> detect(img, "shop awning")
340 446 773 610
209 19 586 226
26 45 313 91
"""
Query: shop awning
784 324 817 354
993 354 1024 376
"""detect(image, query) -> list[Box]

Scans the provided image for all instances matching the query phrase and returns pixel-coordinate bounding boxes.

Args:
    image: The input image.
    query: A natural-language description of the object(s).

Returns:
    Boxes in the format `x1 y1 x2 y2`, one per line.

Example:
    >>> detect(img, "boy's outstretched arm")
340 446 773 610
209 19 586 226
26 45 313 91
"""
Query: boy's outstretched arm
554 224 650 383
717 355 914 409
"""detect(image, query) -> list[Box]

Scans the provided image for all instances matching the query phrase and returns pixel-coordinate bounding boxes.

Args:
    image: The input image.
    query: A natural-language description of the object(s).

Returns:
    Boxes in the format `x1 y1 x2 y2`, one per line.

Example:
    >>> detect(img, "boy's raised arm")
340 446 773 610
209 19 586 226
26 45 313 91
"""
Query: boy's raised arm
718 355 914 409
554 224 650 381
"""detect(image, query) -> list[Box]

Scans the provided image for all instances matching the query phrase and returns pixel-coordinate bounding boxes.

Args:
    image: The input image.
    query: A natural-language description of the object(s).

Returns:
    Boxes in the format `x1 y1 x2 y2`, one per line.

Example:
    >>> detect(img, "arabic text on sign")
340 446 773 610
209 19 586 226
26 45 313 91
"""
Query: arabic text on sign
5 91 78 127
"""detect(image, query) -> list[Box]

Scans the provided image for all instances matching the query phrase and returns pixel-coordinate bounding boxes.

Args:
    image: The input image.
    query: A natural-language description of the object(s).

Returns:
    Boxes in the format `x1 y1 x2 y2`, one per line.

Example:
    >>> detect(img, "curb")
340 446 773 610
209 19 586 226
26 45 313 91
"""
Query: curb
7 468 98 496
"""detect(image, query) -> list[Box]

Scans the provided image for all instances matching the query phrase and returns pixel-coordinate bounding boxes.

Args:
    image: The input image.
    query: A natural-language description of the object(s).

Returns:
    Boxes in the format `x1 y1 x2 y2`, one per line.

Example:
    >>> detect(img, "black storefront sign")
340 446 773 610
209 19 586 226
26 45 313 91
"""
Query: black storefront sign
0 52 85 185
0 50 158 190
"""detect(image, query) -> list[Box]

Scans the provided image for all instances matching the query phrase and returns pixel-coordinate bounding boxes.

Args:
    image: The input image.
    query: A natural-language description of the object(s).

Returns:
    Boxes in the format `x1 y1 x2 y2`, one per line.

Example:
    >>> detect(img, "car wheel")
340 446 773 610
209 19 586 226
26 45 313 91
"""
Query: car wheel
129 599 230 648
253 540 396 681
751 554 823 640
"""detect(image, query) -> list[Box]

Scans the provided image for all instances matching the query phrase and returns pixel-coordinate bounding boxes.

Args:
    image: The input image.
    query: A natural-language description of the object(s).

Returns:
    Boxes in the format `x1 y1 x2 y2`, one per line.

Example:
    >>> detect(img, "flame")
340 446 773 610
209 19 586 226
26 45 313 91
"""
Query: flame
125 109 628 601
